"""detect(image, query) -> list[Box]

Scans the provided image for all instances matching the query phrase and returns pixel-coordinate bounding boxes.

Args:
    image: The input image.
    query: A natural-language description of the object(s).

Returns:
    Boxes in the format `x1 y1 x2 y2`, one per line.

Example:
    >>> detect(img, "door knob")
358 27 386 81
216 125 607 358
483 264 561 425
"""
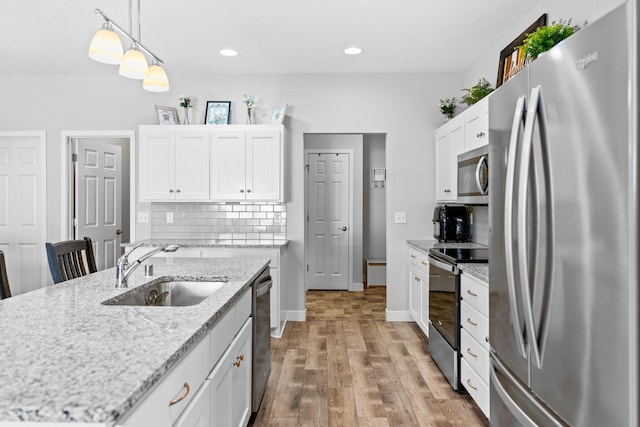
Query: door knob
116 229 122 235
339 226 347 231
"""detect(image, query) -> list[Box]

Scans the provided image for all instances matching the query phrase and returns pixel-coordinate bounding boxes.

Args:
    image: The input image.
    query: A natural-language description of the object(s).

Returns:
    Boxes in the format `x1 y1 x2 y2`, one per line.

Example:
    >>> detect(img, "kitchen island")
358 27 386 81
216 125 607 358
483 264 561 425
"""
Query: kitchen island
0 256 269 425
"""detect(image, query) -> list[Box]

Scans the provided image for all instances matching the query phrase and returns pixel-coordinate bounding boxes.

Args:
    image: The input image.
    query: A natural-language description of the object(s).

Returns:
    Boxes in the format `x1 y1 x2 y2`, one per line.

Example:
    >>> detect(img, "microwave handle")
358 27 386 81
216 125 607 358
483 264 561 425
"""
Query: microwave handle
475 155 488 195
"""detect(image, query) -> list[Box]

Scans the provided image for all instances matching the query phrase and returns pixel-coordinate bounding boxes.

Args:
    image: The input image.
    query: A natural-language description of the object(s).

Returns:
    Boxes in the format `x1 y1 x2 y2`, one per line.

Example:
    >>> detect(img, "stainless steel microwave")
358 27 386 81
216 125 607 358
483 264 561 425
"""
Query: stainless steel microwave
457 145 488 204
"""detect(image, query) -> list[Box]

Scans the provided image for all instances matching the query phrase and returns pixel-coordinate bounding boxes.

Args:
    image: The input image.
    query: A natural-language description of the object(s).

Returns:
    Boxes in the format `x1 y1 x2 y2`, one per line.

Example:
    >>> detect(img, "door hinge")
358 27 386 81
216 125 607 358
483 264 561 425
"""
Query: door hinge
73 218 78 226
306 214 309 222
71 153 78 162
306 264 309 272
305 164 309 172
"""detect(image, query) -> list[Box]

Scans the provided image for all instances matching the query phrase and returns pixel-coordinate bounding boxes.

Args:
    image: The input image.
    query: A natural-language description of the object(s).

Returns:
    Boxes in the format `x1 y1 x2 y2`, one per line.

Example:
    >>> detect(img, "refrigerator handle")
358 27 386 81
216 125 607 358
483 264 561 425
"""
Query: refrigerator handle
504 95 527 359
490 360 538 427
518 85 543 369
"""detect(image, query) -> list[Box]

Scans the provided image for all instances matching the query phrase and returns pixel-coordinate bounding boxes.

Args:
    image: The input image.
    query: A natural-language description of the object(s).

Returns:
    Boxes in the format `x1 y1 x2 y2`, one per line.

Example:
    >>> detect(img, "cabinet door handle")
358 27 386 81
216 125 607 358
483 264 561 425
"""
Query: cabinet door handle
466 318 477 326
169 189 174 193
169 382 190 406
476 131 485 138
466 347 478 358
234 354 245 367
467 290 478 297
410 255 416 259
414 276 420 281
176 189 181 193
246 189 251 193
240 189 245 193
466 379 478 391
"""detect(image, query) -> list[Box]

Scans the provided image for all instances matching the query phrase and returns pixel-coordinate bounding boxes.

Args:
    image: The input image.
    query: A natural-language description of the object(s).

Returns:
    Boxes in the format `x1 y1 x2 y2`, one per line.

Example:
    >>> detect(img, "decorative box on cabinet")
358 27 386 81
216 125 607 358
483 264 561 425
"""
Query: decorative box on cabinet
460 272 490 419
139 128 210 201
211 127 283 201
408 246 430 337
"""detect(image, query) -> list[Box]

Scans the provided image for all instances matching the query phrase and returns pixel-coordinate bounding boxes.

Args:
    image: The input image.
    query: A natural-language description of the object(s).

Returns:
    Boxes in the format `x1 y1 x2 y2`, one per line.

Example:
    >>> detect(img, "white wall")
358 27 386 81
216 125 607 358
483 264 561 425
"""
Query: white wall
0 72 462 317
363 134 386 260
464 0 626 87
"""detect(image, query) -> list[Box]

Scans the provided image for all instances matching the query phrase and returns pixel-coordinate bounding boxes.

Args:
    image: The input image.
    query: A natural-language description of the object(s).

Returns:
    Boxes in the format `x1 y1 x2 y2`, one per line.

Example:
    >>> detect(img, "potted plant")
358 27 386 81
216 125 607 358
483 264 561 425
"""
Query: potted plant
439 97 457 120
461 78 494 106
520 19 582 60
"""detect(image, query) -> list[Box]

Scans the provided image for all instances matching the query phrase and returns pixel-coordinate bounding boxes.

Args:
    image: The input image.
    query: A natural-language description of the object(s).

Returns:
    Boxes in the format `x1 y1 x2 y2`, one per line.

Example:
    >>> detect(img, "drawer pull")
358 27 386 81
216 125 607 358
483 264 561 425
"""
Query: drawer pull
466 379 478 391
410 255 416 259
421 261 428 266
414 276 420 282
234 354 245 367
466 318 478 326
169 382 190 406
466 347 478 358
466 290 478 297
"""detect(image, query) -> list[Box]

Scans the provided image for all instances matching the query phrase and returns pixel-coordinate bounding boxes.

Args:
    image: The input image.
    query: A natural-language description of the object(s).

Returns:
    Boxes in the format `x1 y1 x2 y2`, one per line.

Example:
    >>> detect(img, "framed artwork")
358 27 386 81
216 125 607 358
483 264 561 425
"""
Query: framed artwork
270 104 287 125
205 101 231 125
496 14 547 88
155 105 179 125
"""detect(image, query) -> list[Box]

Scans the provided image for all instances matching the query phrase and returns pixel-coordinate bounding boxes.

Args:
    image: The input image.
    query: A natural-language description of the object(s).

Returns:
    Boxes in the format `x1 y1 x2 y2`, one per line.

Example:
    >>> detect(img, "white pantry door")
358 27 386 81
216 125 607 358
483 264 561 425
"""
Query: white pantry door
0 132 47 295
75 139 122 271
307 153 350 290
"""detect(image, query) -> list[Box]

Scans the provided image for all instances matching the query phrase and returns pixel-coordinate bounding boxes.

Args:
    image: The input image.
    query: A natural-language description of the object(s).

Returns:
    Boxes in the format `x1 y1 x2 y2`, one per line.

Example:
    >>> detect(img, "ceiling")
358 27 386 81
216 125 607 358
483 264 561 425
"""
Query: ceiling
0 0 541 76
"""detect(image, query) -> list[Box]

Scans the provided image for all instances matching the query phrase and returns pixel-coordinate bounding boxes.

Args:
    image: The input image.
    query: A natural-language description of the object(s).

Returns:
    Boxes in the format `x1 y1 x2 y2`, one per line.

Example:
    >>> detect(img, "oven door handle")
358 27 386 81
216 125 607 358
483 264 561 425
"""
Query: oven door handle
427 255 458 274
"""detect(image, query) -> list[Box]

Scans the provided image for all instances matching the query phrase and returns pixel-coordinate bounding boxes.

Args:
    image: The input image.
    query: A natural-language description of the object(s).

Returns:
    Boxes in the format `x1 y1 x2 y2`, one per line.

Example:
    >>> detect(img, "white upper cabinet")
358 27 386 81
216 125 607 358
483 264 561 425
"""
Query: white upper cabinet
139 125 284 202
139 129 210 201
211 128 282 201
463 97 489 152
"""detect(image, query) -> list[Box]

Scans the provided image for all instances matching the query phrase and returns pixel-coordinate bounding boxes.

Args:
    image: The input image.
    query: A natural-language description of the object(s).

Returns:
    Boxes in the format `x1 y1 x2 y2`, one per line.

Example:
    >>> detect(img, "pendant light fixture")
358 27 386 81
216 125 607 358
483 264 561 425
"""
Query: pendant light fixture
88 1 169 92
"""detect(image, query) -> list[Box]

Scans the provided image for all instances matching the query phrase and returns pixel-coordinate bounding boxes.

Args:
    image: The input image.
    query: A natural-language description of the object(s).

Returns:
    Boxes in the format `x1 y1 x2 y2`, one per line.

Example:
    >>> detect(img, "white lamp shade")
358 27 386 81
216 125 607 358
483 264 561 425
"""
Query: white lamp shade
88 28 123 65
119 47 148 79
143 64 170 92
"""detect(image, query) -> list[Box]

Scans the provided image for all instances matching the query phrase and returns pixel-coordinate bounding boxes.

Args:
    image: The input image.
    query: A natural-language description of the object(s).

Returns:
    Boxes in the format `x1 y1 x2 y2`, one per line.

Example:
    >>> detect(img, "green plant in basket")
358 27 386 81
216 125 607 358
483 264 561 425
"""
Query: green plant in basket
461 78 494 106
520 19 582 60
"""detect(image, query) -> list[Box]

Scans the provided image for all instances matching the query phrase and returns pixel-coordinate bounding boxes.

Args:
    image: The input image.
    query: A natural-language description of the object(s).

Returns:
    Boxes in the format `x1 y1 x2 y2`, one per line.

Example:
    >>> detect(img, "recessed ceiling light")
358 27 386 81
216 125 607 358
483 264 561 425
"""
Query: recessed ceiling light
220 49 238 57
344 47 362 55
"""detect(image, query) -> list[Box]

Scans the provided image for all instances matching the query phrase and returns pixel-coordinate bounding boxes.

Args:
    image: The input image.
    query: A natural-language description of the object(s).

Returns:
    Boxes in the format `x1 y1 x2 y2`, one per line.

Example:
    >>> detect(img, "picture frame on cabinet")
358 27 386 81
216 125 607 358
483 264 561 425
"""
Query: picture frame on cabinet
205 101 232 125
155 105 179 125
496 14 547 88
270 104 287 124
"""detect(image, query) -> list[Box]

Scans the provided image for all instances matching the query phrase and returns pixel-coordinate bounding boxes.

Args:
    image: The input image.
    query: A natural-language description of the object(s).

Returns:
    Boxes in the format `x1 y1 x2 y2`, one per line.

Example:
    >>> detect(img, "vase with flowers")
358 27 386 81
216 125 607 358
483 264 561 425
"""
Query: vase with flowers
179 95 192 125
439 97 457 120
243 93 257 124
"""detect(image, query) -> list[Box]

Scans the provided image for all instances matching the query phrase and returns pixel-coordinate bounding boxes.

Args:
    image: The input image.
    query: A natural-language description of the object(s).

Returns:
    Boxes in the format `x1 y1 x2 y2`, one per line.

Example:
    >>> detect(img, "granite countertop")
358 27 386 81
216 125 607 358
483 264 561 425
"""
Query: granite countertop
407 239 487 252
124 239 289 249
459 263 489 283
0 257 269 424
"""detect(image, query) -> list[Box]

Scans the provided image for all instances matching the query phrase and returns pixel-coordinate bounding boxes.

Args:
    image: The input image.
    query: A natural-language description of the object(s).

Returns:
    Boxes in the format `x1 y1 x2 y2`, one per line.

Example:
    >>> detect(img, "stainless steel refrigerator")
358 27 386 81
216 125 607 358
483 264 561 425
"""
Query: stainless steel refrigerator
488 1 639 425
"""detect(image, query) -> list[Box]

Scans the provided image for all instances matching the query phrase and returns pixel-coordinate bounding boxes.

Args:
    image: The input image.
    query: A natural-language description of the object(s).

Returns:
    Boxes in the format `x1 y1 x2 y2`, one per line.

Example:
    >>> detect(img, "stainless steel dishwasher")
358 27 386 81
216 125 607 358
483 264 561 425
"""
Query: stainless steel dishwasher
252 267 272 413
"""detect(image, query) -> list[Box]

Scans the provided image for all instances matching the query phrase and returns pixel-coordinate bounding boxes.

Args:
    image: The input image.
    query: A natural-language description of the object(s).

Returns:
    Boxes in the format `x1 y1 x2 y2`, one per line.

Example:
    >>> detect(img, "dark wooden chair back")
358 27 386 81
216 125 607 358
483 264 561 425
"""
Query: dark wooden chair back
0 250 10 299
46 237 97 284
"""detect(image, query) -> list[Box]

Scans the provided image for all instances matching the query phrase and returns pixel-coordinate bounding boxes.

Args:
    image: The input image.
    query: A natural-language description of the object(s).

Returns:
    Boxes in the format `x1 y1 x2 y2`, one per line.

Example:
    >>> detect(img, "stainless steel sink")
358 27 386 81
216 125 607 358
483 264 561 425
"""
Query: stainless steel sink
102 278 228 307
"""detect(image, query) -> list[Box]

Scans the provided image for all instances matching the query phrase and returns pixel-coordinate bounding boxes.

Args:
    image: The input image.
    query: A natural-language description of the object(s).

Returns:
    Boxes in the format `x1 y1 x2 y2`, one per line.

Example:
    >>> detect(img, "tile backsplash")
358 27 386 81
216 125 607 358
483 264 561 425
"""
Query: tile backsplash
469 205 489 246
150 202 286 243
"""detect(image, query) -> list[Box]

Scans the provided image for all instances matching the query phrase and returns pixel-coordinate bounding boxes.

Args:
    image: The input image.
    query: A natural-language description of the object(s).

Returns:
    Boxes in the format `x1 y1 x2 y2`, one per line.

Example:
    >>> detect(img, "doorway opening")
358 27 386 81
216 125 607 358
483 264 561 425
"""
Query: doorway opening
61 132 132 271
303 133 386 317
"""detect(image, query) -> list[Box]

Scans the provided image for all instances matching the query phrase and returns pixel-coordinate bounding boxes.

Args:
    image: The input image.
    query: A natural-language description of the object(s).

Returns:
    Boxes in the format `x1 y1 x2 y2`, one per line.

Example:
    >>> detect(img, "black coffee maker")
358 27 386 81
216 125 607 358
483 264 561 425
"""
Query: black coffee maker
432 205 470 242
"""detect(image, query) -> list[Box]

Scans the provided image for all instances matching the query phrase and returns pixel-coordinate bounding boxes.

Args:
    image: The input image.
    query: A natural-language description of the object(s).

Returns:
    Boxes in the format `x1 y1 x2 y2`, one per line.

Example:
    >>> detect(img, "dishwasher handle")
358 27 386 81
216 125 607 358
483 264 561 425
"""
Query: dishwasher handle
255 276 272 298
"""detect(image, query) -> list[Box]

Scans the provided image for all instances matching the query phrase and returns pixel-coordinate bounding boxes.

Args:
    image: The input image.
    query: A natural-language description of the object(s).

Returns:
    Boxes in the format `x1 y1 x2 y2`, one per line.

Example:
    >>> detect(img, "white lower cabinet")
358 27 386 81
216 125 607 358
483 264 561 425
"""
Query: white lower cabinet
117 288 252 427
209 319 252 427
408 246 430 337
460 272 490 419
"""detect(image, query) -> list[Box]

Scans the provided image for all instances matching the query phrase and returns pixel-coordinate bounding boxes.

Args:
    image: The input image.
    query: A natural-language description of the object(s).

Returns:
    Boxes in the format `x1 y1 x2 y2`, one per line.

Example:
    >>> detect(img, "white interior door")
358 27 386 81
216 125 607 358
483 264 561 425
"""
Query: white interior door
0 132 47 295
75 139 122 270
307 153 350 290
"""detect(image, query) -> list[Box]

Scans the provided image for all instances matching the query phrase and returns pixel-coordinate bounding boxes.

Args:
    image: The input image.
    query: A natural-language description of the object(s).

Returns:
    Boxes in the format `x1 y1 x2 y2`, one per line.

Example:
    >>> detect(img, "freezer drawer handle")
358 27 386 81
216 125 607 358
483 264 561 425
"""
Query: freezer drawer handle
466 347 478 358
466 318 477 326
466 289 478 297
466 379 478 391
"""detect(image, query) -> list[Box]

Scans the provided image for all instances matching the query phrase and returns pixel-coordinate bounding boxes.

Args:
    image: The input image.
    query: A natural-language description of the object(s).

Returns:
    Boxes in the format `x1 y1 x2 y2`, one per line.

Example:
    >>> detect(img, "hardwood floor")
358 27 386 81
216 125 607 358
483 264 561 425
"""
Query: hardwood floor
251 287 489 427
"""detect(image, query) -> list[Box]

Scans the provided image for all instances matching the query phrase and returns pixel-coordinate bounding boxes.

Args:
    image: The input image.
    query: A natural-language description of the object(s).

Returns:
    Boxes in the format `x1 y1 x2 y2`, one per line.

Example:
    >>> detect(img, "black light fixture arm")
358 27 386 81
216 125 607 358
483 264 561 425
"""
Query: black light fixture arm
94 9 164 65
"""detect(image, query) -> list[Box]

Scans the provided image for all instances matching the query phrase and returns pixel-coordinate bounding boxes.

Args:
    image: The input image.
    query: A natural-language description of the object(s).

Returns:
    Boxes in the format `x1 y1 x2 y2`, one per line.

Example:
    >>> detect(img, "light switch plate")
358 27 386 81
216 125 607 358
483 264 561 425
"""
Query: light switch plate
166 212 174 223
138 212 149 223
394 211 407 224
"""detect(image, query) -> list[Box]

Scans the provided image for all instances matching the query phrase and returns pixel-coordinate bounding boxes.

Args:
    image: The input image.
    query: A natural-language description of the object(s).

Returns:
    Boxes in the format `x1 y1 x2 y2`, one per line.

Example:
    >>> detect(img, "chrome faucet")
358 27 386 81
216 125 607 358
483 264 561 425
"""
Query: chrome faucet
116 244 179 288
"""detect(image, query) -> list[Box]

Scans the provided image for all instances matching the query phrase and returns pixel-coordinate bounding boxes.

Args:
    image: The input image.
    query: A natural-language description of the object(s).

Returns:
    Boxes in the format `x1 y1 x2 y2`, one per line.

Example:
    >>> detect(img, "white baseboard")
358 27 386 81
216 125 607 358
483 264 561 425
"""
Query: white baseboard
385 309 413 322
270 319 287 338
349 282 364 292
285 309 306 322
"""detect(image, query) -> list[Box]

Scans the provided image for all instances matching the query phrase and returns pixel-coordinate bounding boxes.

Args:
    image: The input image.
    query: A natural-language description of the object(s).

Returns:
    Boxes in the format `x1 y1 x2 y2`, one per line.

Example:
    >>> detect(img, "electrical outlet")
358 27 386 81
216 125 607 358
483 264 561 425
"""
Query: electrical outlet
166 212 174 223
138 212 149 223
394 211 407 224
274 212 282 224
